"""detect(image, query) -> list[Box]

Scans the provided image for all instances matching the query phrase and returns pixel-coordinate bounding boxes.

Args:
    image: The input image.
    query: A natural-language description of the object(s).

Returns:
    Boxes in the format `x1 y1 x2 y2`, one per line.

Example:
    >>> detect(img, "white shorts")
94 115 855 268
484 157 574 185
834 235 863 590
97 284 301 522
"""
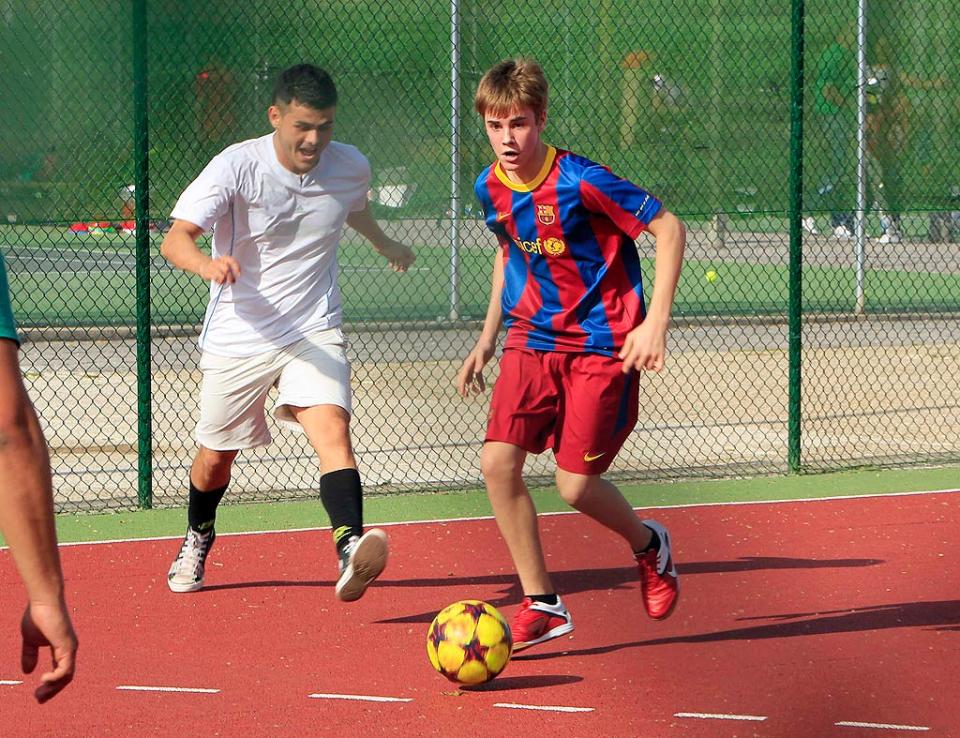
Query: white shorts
195 327 352 450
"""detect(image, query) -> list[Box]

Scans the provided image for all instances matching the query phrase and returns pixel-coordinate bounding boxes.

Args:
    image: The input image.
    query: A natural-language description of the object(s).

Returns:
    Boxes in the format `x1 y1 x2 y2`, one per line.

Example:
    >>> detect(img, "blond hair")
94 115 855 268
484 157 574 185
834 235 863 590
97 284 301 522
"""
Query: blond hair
474 58 548 118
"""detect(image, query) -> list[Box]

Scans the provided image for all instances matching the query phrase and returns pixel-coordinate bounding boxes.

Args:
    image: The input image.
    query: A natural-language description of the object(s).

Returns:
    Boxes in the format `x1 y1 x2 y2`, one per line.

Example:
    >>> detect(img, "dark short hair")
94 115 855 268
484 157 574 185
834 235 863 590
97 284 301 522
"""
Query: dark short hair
273 64 338 110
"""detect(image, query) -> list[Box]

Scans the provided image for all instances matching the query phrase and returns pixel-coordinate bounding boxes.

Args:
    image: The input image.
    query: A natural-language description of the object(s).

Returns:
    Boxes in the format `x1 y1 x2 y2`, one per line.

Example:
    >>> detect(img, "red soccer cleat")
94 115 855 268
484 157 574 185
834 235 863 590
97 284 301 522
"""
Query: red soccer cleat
636 519 679 620
511 596 574 651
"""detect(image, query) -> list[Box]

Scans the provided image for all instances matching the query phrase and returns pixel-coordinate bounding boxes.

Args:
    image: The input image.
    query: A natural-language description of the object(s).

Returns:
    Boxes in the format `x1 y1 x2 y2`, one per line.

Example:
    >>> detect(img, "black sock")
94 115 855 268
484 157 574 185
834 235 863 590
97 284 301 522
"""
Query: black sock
635 527 661 556
529 593 558 606
320 468 363 556
187 481 228 531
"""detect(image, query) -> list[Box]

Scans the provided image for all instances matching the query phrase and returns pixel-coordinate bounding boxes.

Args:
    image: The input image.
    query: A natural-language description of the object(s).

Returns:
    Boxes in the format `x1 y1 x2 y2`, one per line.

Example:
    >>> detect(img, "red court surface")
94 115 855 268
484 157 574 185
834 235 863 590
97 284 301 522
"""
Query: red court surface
2 492 958 737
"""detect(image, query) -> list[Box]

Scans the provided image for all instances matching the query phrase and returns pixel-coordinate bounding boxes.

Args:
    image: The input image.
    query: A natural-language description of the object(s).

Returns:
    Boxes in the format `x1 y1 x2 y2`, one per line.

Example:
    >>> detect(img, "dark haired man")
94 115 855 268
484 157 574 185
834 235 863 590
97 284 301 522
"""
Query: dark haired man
160 63 413 601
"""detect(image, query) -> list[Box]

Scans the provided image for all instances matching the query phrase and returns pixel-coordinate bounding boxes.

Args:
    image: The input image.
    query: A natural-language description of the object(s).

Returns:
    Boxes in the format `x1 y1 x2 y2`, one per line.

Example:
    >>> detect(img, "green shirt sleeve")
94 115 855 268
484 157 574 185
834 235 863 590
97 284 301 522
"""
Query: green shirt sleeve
0 252 21 345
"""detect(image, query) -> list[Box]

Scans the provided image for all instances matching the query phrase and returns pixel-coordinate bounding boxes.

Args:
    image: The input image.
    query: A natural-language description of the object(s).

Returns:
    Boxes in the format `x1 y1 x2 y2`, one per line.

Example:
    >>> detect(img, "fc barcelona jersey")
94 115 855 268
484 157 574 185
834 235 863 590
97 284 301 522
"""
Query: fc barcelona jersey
474 146 662 355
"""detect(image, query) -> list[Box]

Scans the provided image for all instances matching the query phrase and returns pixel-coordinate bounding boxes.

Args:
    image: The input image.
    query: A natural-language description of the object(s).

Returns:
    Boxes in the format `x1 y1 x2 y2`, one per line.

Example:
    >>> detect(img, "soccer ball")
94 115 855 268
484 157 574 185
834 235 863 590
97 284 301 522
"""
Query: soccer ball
426 600 512 685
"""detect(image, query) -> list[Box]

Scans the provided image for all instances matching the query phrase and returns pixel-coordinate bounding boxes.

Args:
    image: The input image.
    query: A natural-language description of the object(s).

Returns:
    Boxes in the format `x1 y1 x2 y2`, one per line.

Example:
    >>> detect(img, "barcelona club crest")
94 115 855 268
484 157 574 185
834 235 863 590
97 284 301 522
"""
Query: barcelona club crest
536 204 556 225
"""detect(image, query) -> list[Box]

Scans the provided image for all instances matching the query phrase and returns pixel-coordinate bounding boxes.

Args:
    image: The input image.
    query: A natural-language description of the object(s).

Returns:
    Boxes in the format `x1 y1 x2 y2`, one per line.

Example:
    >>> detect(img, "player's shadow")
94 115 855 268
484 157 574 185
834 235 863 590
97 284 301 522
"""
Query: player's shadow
199 580 334 592
196 556 882 595
511 599 960 662
462 674 582 691
375 555 883 625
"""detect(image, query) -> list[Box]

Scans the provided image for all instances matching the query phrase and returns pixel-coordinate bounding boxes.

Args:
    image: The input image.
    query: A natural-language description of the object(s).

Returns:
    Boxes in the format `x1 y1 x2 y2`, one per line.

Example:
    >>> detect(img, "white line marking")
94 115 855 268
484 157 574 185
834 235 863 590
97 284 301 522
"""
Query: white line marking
14 487 956 550
308 692 412 703
0 680 23 686
649 487 960 510
341 266 430 273
116 685 220 694
675 712 767 721
836 721 930 731
494 702 594 713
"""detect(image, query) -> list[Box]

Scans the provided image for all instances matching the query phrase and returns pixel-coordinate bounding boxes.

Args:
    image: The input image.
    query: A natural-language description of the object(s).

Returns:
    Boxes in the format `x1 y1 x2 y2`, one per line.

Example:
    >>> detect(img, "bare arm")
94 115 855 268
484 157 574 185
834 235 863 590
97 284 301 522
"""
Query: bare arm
159 219 240 284
346 203 415 272
456 249 504 396
619 209 686 373
0 342 62 606
0 340 77 702
643 209 685 327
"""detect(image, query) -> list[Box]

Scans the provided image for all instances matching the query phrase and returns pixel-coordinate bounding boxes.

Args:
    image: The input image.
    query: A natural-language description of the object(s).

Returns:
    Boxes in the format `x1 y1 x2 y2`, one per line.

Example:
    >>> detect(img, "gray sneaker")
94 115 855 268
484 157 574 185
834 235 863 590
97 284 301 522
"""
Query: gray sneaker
335 528 388 602
167 526 216 593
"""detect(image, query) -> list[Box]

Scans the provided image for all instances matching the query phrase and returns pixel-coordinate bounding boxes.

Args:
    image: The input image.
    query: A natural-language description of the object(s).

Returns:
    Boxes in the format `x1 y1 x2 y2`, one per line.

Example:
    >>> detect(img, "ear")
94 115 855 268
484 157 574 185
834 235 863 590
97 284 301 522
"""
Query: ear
537 108 547 131
268 105 281 130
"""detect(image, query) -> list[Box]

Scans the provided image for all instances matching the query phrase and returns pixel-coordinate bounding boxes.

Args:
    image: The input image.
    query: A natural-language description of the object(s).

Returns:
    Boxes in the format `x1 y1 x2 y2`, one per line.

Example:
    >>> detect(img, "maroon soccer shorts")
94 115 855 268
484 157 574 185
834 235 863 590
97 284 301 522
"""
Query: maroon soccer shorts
485 348 639 474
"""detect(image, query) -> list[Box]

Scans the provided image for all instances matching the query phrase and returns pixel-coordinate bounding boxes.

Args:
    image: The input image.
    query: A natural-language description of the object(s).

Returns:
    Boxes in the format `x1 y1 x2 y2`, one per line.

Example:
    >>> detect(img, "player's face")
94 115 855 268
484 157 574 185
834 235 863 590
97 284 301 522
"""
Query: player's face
268 99 335 174
483 107 547 183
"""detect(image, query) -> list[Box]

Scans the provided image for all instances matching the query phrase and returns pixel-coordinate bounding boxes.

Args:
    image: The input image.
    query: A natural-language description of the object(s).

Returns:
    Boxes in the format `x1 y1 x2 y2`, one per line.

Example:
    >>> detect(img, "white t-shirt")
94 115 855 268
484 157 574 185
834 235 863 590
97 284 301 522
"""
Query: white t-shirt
171 133 370 357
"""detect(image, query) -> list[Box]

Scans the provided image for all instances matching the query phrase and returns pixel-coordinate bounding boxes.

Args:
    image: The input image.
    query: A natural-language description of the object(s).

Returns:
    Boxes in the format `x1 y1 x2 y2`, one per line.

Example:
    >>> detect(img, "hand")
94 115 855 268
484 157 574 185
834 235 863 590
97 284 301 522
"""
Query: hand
456 340 496 396
376 239 415 273
21 601 78 704
618 319 668 374
200 256 241 284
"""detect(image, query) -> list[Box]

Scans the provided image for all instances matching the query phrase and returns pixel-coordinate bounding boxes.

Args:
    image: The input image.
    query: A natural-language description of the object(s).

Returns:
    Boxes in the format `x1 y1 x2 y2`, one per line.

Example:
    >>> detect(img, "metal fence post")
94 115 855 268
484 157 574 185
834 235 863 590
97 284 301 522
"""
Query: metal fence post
788 0 805 472
448 0 461 321
132 0 152 509
854 0 868 314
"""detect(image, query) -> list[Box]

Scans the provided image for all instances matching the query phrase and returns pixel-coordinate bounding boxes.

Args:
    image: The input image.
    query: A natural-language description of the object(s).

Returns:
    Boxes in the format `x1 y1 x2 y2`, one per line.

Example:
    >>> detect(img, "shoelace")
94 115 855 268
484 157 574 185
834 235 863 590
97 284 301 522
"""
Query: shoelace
338 536 359 572
176 529 211 576
636 547 668 577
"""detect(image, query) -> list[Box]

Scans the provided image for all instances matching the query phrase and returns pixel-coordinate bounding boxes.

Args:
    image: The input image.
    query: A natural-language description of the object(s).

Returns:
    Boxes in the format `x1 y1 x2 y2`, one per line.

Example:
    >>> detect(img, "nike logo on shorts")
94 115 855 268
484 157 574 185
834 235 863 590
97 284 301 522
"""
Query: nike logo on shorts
583 452 606 462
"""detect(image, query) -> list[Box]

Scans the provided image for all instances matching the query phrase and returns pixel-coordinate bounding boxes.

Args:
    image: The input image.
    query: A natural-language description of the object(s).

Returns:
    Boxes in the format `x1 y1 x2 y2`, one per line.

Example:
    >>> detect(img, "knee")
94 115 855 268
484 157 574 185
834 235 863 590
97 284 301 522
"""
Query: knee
302 406 352 448
193 448 237 484
555 471 591 507
480 444 523 487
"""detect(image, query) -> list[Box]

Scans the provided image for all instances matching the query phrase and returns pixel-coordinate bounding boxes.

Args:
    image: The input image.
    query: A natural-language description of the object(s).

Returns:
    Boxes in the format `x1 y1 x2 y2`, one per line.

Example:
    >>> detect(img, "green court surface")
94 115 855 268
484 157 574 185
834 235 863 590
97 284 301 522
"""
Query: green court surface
15 464 958 546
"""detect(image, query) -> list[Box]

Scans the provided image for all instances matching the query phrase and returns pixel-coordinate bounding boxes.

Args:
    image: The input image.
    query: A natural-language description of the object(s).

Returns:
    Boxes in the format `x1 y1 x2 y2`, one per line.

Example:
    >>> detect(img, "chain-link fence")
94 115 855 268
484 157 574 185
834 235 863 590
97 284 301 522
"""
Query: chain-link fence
1 0 958 511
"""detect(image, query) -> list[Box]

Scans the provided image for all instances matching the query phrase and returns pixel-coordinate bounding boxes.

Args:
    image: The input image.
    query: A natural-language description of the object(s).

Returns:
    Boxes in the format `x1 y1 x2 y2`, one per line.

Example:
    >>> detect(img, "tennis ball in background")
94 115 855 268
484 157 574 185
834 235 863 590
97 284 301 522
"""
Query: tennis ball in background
705 269 718 283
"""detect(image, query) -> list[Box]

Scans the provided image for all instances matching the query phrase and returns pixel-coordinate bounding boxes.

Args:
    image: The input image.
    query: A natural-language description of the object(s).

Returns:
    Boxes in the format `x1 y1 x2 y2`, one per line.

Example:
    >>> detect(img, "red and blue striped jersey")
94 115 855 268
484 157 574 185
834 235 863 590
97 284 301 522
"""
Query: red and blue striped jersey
474 146 662 355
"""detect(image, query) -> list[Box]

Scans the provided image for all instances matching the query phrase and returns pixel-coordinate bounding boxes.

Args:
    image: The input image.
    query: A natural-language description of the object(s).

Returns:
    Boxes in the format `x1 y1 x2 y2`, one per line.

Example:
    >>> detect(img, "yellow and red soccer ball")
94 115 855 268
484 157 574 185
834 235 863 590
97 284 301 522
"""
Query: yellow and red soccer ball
426 600 512 685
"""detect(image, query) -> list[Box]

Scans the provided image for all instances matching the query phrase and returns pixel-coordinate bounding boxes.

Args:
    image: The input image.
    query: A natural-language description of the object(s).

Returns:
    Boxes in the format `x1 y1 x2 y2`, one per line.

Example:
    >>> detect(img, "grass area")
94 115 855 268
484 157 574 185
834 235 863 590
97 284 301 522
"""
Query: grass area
5 213 960 326
8 239 960 327
678 258 960 316
4 465 955 546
